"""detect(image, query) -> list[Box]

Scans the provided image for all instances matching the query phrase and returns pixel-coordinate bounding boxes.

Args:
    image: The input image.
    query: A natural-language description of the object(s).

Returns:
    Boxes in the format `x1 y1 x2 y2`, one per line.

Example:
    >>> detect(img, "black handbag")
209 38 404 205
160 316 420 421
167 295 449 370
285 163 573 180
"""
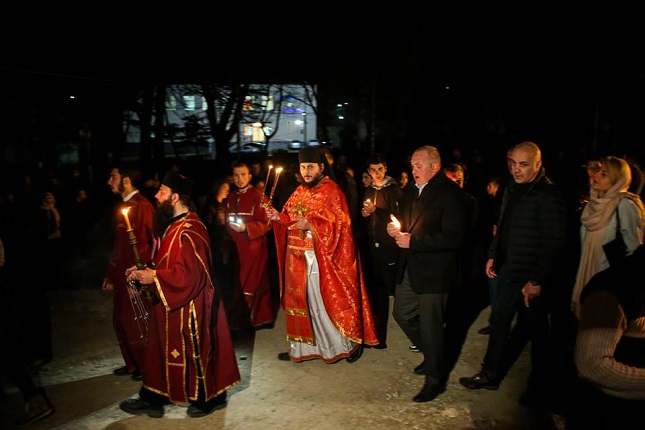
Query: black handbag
602 206 628 267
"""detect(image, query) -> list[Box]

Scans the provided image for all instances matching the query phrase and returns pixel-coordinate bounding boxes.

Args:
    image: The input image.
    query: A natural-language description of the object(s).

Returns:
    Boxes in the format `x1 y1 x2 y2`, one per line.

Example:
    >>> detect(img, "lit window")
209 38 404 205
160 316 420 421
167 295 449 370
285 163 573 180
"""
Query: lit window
184 96 196 111
261 95 274 111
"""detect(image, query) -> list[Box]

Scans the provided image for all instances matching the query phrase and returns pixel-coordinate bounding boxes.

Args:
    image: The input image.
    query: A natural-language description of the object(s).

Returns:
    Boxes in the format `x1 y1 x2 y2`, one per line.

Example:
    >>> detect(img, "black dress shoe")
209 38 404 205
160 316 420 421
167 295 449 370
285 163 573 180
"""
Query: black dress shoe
131 372 144 381
409 344 421 353
113 366 129 376
187 392 227 417
413 384 446 403
478 325 492 335
255 322 275 330
458 369 500 390
518 388 548 408
413 362 426 375
346 345 363 363
119 398 164 418
277 352 291 361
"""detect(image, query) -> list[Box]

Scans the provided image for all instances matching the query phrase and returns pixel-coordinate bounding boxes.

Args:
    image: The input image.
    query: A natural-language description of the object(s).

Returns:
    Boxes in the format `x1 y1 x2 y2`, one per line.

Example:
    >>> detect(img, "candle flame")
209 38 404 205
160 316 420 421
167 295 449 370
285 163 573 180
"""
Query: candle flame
268 167 283 202
390 214 401 230
122 207 133 231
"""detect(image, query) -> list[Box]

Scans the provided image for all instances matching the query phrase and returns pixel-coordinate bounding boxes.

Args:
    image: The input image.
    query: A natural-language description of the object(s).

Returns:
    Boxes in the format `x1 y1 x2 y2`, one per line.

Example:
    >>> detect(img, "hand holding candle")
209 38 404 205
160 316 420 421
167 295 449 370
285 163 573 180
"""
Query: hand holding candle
387 214 401 237
390 214 401 230
362 198 375 217
388 214 411 248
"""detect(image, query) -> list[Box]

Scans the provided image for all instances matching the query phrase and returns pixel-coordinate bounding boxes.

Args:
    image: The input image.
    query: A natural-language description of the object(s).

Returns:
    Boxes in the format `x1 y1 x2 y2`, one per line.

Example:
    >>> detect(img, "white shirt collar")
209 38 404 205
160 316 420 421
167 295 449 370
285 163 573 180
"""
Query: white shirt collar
123 190 140 202
414 182 427 195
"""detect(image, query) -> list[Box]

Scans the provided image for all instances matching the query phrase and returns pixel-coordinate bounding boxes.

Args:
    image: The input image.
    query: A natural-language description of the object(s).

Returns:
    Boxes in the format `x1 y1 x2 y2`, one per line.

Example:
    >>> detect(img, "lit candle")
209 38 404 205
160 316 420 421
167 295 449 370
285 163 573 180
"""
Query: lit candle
390 214 401 230
122 208 132 230
263 164 273 195
269 167 283 202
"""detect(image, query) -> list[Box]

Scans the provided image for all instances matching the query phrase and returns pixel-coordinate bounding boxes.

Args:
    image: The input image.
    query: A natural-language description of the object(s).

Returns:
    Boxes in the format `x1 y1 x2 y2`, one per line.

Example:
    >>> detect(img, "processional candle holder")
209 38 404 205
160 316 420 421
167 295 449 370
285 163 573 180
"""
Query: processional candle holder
122 208 156 307
263 164 273 197
261 167 283 225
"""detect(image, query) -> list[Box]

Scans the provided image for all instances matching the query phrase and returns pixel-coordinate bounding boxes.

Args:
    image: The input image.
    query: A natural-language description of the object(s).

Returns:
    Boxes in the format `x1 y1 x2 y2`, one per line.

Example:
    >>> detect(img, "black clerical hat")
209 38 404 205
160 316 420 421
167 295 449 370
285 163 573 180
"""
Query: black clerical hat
298 147 326 164
162 170 194 195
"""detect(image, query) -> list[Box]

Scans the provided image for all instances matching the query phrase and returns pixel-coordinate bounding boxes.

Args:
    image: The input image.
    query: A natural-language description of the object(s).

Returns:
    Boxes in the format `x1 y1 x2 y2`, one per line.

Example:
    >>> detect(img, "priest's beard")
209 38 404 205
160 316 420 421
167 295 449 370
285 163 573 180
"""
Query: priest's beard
153 199 175 236
302 173 325 189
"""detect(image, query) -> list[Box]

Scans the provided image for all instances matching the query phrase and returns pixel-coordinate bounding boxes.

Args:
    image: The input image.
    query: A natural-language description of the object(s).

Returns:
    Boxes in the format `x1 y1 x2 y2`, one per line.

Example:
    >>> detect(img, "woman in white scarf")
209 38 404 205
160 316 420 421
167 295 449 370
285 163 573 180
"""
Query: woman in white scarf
571 156 645 319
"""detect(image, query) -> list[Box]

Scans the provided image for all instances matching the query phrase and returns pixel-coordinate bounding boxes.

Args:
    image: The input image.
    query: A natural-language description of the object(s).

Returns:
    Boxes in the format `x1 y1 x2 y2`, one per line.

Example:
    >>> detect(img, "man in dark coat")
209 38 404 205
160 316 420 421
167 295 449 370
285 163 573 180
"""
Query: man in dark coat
387 145 468 403
459 141 567 408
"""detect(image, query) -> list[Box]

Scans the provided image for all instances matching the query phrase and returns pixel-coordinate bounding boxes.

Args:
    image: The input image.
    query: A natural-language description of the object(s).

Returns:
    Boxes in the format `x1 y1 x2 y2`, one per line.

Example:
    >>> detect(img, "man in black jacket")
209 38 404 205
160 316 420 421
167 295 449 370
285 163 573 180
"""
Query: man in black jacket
459 141 567 408
387 145 468 403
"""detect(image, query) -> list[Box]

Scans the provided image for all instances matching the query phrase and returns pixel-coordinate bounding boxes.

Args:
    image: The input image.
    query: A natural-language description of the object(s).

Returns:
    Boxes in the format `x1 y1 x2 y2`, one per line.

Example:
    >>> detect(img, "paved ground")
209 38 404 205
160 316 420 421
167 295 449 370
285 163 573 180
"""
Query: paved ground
1 290 565 430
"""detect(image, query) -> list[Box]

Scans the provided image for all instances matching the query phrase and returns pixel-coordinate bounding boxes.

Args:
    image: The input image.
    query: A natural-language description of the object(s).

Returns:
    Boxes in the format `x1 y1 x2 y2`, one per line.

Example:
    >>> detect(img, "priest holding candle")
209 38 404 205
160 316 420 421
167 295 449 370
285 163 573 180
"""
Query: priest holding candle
103 165 156 382
224 161 276 330
120 169 240 418
265 146 378 364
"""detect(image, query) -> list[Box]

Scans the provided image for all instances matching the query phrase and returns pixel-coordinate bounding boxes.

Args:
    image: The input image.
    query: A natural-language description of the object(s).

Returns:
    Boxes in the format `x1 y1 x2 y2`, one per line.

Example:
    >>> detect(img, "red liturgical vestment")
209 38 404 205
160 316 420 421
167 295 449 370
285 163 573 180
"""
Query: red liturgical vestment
146 212 240 403
273 177 378 349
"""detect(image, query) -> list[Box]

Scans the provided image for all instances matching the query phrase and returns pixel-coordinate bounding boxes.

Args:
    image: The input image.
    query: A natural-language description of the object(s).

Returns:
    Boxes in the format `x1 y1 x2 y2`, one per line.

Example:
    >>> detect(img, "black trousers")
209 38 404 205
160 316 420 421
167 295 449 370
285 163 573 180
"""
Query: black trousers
393 270 449 387
482 266 550 388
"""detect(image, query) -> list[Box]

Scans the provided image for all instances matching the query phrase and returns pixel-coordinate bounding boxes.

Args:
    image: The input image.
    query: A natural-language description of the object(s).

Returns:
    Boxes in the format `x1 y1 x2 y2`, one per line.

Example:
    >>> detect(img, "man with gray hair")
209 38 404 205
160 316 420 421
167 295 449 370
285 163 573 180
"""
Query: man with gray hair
387 145 469 402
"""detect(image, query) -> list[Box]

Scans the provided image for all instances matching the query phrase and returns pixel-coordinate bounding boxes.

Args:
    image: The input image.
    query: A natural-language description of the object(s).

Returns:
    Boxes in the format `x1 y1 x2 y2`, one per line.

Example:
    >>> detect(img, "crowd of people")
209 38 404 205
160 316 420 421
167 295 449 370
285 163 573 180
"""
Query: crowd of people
1 141 644 427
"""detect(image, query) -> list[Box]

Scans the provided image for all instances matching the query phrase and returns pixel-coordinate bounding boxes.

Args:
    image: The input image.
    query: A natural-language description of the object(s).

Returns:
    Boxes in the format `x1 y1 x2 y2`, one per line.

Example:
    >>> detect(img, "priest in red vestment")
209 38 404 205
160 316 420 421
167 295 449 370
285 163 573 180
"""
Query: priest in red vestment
103 165 155 381
120 170 240 418
265 147 379 364
224 161 275 330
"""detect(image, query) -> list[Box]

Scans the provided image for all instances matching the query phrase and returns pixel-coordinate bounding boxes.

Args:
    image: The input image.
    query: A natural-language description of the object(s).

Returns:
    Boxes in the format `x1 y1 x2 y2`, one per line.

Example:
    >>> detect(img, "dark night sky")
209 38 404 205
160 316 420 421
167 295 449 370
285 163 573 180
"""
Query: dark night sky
3 4 645 161
4 5 643 92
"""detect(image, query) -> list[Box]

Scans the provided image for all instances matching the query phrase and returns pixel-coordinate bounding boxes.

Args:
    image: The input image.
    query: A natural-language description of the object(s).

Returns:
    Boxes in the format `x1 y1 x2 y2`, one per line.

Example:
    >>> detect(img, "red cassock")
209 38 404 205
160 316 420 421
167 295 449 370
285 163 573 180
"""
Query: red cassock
225 186 275 329
145 212 240 404
105 192 155 374
272 176 378 348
